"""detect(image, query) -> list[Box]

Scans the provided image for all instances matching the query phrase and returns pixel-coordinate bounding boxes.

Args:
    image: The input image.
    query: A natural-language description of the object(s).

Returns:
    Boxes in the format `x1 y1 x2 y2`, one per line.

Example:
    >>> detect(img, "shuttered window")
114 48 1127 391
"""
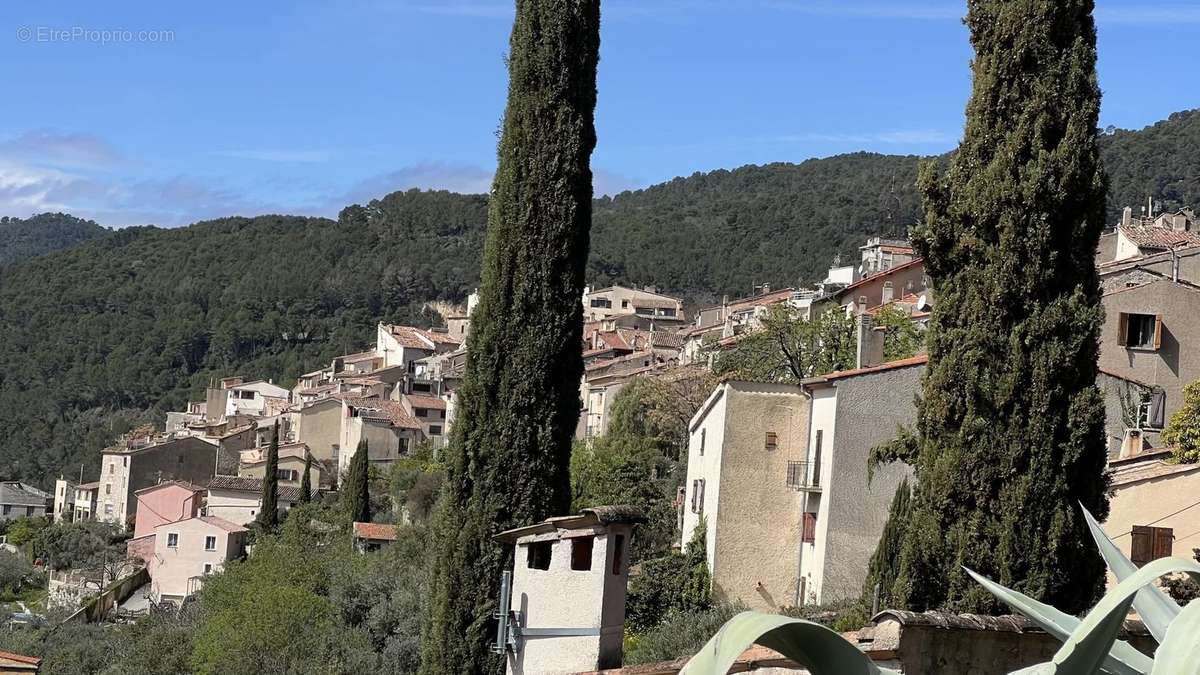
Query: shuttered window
1130 525 1173 566
802 513 817 544
765 432 778 451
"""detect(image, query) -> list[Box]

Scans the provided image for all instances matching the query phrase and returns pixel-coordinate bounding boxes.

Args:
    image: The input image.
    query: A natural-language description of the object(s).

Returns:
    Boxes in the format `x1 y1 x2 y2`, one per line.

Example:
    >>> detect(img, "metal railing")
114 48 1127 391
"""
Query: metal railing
786 460 821 491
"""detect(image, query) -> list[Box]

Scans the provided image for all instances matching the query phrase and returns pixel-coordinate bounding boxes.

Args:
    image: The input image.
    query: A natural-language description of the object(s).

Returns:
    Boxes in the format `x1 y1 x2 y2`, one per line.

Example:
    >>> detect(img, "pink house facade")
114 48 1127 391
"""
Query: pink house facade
132 481 204 539
148 516 248 603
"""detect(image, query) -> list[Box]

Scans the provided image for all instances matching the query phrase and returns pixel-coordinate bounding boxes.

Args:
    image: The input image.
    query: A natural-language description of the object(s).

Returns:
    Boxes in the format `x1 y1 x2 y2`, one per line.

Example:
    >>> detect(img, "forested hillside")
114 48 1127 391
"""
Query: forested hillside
0 213 108 266
1 110 1198 485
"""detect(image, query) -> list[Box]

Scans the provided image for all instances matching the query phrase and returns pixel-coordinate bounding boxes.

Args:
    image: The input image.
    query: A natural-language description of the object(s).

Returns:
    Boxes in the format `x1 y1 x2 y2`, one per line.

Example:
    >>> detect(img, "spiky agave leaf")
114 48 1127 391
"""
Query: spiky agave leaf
966 568 1152 675
1150 594 1200 674
1080 503 1180 643
679 611 899 675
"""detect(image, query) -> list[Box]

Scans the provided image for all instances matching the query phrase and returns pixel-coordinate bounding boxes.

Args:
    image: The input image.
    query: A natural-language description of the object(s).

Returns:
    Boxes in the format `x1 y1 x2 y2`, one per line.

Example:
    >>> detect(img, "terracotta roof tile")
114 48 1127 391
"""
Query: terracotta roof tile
206 475 311 502
404 394 447 410
353 521 398 541
810 354 928 383
1120 225 1200 251
341 397 422 430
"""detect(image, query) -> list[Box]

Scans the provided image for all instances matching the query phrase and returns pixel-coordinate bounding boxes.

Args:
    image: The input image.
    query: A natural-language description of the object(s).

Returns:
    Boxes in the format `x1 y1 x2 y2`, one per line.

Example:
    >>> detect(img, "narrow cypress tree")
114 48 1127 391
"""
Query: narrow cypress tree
892 0 1110 614
299 452 313 504
256 422 280 529
419 1 600 671
345 439 371 523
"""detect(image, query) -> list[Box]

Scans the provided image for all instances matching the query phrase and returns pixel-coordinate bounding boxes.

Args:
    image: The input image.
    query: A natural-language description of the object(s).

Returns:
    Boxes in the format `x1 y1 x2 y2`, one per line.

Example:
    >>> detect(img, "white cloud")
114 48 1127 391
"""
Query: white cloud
0 130 124 169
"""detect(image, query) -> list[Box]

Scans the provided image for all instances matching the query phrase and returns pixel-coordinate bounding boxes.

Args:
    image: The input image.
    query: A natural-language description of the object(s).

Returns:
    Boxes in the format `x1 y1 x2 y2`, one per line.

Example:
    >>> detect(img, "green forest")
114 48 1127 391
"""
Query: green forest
1 109 1199 486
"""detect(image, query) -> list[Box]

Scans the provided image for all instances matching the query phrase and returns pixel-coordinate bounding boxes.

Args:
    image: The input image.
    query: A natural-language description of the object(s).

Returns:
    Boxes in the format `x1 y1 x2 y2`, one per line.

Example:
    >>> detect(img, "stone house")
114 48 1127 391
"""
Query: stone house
376 323 462 372
352 521 397 553
1103 448 1200 580
147 516 248 604
296 397 344 466
581 285 685 325
834 258 929 315
337 397 424 476
238 442 325 488
1098 276 1200 453
71 482 99 521
0 483 49 521
399 394 449 448
98 436 228 528
51 478 76 523
681 380 811 610
795 355 925 605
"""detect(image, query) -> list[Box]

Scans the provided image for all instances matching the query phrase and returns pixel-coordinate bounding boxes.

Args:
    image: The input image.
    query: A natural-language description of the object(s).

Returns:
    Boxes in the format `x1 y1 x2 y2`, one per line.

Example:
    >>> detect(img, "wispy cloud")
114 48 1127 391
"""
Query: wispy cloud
0 130 124 169
211 148 333 163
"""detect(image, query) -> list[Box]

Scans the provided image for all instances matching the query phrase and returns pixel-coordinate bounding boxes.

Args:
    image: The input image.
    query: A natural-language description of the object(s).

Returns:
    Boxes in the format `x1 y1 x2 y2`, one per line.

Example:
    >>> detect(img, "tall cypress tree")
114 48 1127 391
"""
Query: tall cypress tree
891 0 1110 614
299 452 313 504
345 439 371 523
256 422 280 529
419 1 600 671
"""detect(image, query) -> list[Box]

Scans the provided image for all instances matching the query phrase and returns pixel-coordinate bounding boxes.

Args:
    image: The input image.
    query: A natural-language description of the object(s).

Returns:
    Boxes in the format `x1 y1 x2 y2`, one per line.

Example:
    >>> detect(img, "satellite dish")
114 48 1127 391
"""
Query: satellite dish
917 294 929 311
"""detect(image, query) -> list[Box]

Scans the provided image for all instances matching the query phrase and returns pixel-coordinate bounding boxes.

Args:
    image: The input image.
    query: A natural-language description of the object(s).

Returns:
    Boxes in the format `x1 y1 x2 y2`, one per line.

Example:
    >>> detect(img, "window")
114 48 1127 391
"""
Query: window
527 541 552 570
167 533 179 548
123 456 128 467
412 382 432 393
438 409 446 419
429 425 442 436
660 307 676 317
1 506 9 516
104 504 112 515
105 484 111 495
177 454 184 465
802 513 817 544
109 464 115 474
25 506 33 517
621 300 629 308
1118 313 1161 350
276 469 296 481
203 563 213 574
571 537 594 571
765 432 778 452
699 428 706 456
590 298 611 308
690 479 705 514
611 534 625 575
238 390 255 400
204 535 217 551
1140 389 1167 429
1130 526 1173 566
415 407 429 417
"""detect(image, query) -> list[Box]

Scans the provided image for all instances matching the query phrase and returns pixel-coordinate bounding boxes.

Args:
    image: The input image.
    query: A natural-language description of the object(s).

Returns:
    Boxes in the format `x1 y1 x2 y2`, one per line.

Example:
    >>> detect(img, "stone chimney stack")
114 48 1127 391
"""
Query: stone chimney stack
1122 206 1132 228
855 313 885 369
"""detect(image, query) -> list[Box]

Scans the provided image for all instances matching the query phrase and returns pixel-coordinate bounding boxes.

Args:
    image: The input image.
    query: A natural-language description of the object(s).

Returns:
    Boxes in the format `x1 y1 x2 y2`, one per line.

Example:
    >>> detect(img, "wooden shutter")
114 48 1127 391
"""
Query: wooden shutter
765 432 778 451
697 479 705 515
1152 527 1174 560
1153 315 1163 350
802 513 817 543
1130 526 1152 565
1117 312 1129 346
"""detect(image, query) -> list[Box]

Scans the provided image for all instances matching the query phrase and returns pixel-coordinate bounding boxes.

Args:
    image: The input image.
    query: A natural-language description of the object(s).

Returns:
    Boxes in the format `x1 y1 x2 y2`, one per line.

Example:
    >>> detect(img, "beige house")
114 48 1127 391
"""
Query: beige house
52 478 76 523
238 442 325 488
834 258 929 316
581 285 685 325
1103 449 1200 579
148 516 248 603
71 482 99 521
682 381 810 610
296 397 343 466
399 394 449 448
1099 276 1200 454
204 476 309 526
795 355 924 605
337 397 423 476
376 323 462 371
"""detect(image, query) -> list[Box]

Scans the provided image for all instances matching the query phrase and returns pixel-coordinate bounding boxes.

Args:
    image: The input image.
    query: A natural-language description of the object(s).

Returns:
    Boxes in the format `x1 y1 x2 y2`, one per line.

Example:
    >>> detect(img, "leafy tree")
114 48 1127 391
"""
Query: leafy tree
256 422 280 530
885 0 1110 614
570 437 677 560
1162 379 1200 463
0 550 34 598
5 516 50 548
344 439 371 524
625 520 711 632
712 305 855 383
872 304 924 361
420 1 600 672
607 371 717 461
31 520 129 575
299 452 313 504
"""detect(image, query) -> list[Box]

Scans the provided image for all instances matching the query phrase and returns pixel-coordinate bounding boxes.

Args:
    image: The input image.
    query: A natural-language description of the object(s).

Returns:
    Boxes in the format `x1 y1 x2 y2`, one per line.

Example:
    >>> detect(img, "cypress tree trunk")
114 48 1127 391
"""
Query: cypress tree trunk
419 0 600 671
299 453 313 504
257 422 280 529
893 0 1110 614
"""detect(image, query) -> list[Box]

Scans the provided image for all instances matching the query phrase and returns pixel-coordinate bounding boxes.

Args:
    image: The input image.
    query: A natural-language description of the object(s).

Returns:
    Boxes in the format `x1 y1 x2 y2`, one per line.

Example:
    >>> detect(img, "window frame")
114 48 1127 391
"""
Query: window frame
204 535 217 551
167 533 179 548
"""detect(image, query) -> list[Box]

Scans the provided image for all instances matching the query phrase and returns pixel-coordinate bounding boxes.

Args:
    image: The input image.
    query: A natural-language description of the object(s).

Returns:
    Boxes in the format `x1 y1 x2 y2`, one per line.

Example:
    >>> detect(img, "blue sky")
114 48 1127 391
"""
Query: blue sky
0 1 1197 227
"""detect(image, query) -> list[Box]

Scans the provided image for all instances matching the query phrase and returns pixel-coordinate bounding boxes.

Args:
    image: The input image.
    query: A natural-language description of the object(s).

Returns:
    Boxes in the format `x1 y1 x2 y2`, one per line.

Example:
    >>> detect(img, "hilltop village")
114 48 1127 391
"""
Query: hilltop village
0 203 1183 656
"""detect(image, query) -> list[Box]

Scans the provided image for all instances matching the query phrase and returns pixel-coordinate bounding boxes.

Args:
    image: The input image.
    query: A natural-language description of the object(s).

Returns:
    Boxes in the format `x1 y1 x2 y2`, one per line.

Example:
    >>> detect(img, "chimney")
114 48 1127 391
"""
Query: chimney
855 314 885 369
762 282 771 294
1148 195 1155 219
1120 429 1144 460
1121 206 1132 228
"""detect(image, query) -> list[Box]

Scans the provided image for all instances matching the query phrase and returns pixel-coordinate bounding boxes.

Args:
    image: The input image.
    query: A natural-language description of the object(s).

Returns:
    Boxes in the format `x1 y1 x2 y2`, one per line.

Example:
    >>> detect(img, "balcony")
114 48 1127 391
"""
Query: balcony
787 460 822 492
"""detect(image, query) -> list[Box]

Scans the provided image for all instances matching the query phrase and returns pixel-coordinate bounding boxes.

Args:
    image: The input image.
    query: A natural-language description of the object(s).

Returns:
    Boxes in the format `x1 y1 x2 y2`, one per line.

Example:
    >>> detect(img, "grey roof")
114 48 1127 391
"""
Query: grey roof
206 475 312 502
0 483 50 507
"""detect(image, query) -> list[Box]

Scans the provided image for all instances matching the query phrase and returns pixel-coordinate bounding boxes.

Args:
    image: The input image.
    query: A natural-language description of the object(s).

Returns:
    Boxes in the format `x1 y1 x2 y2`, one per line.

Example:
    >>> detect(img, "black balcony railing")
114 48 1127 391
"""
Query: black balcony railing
786 460 821 490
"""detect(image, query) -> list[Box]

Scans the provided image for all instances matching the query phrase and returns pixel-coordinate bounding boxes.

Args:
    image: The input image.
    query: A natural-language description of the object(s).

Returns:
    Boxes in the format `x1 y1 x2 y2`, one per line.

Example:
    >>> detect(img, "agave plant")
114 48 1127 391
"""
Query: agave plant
680 506 1200 675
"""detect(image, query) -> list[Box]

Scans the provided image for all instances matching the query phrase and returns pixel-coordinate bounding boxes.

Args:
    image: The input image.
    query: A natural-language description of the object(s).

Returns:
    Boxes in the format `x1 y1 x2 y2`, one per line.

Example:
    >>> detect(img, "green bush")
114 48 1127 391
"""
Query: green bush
1163 380 1200 463
625 604 744 665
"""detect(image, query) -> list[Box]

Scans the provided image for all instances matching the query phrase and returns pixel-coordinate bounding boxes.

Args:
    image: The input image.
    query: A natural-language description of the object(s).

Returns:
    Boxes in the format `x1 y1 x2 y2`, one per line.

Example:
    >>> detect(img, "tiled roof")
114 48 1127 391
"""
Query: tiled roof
726 288 797 312
198 516 249 533
341 397 422 429
808 354 929 383
598 331 631 351
76 481 100 491
353 521 398 541
386 325 462 350
651 331 685 349
1119 225 1200 251
206 475 310 502
0 482 48 507
133 480 204 496
404 394 447 410
0 650 41 666
339 351 378 363
838 258 925 294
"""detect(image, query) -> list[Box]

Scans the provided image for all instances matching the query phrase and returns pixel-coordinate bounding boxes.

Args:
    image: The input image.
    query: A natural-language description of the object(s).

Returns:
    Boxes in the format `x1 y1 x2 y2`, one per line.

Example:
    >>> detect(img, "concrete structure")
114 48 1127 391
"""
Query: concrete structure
400 394 449 447
1099 277 1200 454
859 237 916 277
222 380 290 418
795 355 924 605
680 381 810 610
1099 245 1200 291
52 478 76 523
337 397 423 476
0 482 49 521
238 442 324 488
1103 449 1200 578
99 436 225 528
296 397 343 466
132 481 203 540
148 516 248 603
835 258 929 315
71 482 98 521
582 285 685 324
495 506 644 675
376 323 462 371
204 476 308 526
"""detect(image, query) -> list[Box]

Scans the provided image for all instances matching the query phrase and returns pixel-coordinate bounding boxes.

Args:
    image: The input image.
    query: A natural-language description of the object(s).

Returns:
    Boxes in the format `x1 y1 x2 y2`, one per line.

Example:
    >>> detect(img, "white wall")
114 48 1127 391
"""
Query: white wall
682 385 728 572
799 386 838 604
